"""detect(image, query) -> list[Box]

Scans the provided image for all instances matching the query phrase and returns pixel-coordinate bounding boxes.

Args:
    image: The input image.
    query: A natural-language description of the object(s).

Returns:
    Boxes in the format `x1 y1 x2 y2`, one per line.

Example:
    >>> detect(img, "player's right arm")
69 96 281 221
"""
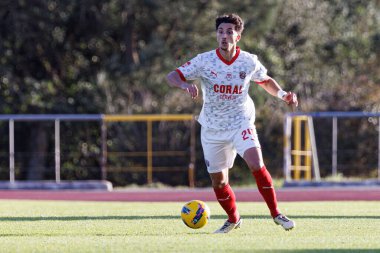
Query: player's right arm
166 71 199 99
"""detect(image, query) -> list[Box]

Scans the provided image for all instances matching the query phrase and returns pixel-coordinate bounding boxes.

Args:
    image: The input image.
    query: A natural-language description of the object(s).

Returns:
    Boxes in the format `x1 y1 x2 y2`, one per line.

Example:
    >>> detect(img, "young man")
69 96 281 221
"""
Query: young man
166 13 297 233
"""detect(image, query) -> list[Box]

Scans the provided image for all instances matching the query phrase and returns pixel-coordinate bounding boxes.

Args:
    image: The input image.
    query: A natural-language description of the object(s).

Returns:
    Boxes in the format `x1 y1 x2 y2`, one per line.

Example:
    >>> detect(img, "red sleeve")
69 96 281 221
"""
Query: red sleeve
175 69 186 82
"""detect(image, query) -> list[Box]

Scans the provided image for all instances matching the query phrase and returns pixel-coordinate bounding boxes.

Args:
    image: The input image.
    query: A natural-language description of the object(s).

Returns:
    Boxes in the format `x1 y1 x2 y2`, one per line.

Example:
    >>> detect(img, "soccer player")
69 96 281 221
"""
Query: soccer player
166 13 297 233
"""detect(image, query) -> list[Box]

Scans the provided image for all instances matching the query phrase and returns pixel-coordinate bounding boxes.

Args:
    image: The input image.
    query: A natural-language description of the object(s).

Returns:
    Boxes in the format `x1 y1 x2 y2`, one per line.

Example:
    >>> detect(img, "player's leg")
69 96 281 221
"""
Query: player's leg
243 147 295 230
210 170 242 233
234 125 295 230
201 127 241 233
243 147 280 217
210 169 240 223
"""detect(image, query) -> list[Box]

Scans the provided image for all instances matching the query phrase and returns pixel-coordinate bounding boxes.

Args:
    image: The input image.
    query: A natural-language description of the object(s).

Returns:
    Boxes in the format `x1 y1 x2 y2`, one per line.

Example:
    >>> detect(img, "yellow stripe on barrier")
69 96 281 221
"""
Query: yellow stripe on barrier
102 114 196 186
104 114 194 122
291 116 312 181
294 117 302 180
294 116 308 121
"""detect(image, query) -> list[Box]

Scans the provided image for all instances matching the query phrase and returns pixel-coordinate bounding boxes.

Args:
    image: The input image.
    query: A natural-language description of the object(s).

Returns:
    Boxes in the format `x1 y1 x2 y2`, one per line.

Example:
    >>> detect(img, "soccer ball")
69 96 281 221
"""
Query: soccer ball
181 200 210 229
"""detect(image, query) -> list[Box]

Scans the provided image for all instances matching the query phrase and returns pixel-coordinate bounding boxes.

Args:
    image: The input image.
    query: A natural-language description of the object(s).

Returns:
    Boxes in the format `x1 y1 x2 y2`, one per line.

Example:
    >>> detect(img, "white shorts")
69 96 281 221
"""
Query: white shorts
201 123 261 173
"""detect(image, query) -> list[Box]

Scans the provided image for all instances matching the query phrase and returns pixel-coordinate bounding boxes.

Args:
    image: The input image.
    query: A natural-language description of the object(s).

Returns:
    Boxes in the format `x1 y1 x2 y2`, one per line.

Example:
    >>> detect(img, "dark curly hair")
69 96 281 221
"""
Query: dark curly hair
215 13 244 34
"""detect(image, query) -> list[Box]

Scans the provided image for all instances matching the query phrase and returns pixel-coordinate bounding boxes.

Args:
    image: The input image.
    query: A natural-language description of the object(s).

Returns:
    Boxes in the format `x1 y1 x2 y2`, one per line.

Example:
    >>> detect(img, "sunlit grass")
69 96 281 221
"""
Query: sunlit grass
0 201 379 252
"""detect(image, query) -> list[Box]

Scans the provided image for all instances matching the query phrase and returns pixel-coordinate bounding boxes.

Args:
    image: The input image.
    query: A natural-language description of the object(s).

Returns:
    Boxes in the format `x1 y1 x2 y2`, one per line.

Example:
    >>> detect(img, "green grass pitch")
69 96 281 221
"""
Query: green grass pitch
0 200 379 252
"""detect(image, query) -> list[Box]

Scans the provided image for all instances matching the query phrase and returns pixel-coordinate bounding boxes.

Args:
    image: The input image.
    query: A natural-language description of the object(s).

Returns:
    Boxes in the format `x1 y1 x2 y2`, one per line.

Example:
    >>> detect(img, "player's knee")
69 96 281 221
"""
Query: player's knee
249 161 264 172
211 179 228 189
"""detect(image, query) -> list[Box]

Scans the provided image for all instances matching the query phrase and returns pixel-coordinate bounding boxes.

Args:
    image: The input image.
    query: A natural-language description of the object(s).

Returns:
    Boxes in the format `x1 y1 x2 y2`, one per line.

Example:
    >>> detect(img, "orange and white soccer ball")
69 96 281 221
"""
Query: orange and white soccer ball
181 200 211 229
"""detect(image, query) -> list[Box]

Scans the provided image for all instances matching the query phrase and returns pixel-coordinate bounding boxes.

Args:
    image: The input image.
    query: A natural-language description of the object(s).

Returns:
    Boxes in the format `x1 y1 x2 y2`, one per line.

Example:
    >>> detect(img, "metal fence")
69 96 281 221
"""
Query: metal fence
0 114 196 187
284 111 380 181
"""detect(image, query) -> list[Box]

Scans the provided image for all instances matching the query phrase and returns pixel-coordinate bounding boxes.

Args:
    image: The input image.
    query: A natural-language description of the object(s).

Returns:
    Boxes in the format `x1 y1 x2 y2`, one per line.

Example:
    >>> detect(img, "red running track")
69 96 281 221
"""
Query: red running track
0 188 379 202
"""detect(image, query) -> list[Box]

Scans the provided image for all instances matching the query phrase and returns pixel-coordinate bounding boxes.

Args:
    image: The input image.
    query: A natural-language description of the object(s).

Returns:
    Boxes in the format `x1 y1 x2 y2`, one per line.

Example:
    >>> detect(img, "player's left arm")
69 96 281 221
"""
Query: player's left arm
257 76 298 106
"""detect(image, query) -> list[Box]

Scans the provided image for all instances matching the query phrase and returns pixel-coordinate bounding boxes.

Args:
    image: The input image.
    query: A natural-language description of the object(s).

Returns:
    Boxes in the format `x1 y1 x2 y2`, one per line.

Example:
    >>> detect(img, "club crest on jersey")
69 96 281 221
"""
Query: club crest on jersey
181 61 191 67
226 73 233 81
239 71 246 79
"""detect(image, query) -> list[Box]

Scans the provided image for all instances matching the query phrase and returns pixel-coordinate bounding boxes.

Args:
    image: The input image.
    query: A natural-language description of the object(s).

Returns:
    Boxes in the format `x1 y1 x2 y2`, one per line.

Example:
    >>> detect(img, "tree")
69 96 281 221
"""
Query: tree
0 0 378 184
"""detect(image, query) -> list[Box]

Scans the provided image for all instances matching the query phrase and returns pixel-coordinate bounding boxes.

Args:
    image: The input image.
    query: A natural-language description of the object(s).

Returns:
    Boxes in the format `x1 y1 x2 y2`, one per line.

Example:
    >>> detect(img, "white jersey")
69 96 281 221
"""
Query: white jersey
176 47 268 130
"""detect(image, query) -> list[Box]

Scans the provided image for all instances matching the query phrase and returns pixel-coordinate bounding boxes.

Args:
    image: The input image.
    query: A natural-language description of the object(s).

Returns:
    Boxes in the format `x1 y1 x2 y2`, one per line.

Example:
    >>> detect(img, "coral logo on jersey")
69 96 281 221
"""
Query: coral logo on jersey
181 61 191 67
239 71 246 79
213 84 243 94
226 73 233 81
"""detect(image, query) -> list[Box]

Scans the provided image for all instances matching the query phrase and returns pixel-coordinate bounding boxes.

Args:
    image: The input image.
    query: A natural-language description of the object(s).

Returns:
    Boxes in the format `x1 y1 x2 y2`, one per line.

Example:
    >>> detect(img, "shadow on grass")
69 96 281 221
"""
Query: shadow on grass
0 214 379 221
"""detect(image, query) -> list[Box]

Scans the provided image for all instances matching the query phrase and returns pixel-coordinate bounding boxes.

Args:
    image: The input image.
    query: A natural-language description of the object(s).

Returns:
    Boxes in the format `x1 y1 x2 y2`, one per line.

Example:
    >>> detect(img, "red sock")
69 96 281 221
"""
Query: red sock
252 166 280 218
213 184 240 223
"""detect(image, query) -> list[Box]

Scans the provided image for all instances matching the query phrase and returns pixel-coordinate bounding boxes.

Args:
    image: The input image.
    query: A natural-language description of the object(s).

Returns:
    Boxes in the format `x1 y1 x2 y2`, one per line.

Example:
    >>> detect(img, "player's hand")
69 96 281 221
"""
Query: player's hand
283 92 298 107
181 83 198 99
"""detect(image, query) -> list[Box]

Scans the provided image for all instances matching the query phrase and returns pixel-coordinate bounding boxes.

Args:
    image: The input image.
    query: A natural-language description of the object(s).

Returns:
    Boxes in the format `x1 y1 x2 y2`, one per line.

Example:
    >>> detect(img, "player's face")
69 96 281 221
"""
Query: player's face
217 23 241 51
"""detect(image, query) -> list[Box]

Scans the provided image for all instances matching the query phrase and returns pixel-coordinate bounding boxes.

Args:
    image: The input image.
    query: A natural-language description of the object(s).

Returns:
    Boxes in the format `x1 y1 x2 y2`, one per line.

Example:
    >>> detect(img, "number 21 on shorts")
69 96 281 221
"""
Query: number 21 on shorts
241 128 255 141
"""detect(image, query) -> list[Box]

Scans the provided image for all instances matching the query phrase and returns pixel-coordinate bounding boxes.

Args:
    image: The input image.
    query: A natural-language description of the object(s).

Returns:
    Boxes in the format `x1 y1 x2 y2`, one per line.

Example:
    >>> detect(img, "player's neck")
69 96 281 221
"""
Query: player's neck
219 46 237 61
